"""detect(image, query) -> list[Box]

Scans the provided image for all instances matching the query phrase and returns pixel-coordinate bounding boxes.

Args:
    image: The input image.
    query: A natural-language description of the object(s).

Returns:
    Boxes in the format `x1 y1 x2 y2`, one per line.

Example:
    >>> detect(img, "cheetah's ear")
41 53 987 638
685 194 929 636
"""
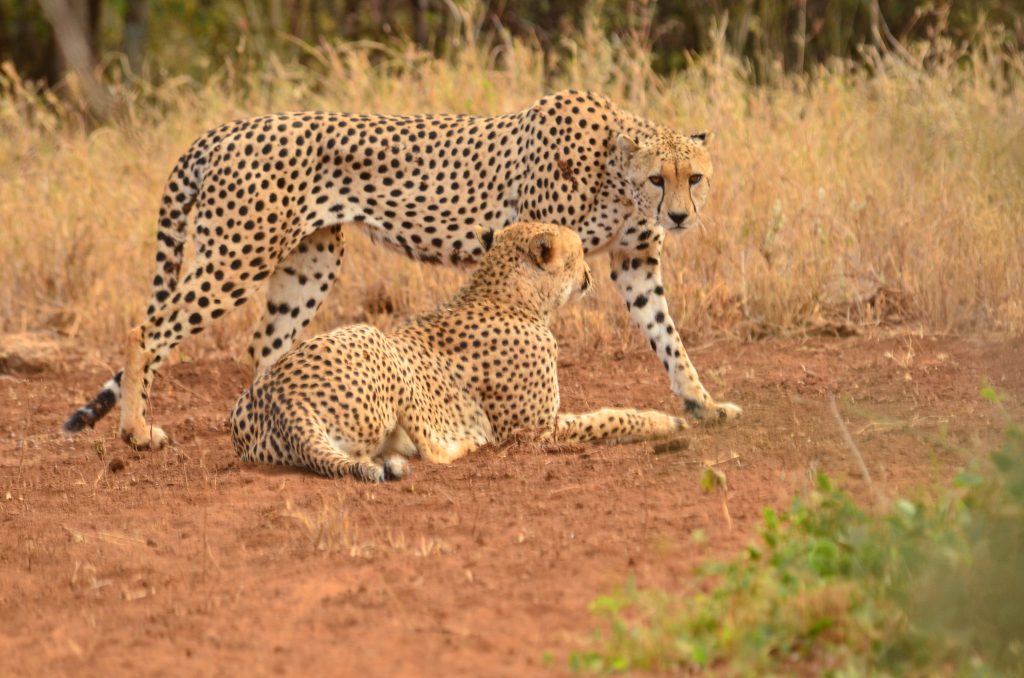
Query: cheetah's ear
690 131 713 146
528 231 558 271
617 135 641 162
474 226 497 252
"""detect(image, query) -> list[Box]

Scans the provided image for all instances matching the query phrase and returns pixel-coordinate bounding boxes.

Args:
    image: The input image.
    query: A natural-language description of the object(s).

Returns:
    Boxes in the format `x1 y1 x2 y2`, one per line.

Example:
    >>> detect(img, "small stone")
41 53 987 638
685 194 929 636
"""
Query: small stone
0 332 65 375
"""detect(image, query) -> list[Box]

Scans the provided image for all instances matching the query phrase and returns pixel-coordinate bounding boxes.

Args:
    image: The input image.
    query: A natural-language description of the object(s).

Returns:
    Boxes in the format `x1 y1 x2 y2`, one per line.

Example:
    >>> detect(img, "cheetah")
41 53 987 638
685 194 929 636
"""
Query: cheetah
230 223 688 480
64 89 741 449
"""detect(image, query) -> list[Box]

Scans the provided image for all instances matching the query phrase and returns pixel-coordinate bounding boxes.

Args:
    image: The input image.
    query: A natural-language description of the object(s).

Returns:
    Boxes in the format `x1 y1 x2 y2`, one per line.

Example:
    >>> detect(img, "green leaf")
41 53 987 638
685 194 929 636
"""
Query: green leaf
955 472 984 488
700 468 727 493
590 595 623 614
980 382 1001 403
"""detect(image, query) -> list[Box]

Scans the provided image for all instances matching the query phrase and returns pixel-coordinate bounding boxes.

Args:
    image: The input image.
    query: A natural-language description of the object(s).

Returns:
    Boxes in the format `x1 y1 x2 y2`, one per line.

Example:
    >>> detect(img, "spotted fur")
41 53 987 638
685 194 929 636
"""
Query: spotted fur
63 89 740 448
231 223 688 480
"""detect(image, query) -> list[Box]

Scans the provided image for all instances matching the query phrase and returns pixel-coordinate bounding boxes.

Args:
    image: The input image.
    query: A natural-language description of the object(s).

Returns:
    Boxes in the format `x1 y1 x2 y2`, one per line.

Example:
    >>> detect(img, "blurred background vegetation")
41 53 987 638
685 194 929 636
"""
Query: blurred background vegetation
3 0 1023 88
1 1 1021 350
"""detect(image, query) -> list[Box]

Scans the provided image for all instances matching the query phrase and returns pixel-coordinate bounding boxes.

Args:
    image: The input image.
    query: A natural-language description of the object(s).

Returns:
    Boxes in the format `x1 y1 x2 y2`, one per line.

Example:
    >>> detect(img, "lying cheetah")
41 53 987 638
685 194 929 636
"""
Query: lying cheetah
230 223 687 480
65 89 741 449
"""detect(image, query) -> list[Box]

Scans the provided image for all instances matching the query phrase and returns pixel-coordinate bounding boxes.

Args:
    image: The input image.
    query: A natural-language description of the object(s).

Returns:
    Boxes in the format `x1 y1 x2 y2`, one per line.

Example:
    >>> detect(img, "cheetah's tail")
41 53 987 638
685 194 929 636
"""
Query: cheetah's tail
147 146 206 314
63 369 124 432
553 408 688 446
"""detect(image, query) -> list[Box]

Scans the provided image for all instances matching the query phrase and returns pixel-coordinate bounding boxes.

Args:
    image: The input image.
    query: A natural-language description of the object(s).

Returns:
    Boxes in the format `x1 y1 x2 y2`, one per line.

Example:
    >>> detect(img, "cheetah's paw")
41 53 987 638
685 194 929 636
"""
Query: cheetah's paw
684 398 743 424
383 455 411 481
121 424 170 450
712 401 743 421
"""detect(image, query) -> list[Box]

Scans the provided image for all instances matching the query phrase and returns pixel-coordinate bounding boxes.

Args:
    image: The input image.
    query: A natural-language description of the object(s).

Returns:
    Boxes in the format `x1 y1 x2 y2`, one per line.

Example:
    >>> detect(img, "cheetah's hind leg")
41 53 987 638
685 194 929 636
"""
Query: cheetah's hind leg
288 417 411 482
118 251 259 449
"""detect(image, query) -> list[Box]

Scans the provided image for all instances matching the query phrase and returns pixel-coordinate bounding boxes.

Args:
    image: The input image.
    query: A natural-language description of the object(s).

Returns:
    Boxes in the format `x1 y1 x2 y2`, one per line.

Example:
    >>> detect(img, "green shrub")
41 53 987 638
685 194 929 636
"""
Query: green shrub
573 416 1024 676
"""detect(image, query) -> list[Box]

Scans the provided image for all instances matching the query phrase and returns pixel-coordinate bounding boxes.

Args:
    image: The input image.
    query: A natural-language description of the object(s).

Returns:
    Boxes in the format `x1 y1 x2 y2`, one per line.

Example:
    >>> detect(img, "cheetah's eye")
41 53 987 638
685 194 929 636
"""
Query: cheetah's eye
689 174 703 186
648 175 664 187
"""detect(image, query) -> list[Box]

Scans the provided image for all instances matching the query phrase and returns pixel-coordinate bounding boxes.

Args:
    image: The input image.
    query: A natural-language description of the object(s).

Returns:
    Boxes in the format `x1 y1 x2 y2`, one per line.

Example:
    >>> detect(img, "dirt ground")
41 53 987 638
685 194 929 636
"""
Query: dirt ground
1 333 1021 676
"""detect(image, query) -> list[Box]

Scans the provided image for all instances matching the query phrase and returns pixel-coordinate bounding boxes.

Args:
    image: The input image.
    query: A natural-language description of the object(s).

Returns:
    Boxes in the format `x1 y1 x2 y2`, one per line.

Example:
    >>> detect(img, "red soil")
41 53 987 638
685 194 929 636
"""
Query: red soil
1 334 1021 676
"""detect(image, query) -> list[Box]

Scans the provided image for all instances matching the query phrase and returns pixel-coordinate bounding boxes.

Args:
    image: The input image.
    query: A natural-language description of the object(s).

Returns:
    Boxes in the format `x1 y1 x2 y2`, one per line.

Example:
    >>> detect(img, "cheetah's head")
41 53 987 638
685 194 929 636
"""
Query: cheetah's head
479 223 592 310
617 131 713 232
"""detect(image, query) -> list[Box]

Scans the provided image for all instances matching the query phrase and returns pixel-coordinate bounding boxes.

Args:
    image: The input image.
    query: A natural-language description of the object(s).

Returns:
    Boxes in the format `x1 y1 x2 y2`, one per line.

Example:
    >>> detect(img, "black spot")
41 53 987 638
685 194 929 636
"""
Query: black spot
481 229 495 251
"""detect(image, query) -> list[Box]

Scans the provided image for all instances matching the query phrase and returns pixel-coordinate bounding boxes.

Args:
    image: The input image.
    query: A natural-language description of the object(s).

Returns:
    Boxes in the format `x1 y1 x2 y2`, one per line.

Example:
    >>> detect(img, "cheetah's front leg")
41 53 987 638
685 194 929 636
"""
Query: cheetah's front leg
609 224 742 422
553 408 688 445
396 412 492 466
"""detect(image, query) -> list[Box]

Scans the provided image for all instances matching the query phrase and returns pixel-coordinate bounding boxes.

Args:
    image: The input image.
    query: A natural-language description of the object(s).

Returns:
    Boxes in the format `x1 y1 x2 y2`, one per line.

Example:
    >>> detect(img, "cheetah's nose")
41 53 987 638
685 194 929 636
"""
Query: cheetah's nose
668 211 689 226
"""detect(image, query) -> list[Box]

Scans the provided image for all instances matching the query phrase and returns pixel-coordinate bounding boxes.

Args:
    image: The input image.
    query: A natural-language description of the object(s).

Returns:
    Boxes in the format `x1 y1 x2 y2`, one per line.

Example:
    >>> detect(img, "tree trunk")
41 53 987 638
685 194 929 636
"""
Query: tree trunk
122 0 149 75
37 0 111 116
411 0 430 49
794 0 806 72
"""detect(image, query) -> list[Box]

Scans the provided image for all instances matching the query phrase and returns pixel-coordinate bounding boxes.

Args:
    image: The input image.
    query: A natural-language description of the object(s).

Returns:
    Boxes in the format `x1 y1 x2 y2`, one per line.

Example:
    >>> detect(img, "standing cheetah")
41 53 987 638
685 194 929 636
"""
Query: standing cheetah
65 89 741 448
231 223 688 480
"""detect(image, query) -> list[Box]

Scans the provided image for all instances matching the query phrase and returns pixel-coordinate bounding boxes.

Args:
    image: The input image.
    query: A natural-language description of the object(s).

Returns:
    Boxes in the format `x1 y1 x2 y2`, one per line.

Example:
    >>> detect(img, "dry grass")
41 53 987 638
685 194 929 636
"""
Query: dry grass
280 496 372 556
281 494 451 558
1 23 1021 365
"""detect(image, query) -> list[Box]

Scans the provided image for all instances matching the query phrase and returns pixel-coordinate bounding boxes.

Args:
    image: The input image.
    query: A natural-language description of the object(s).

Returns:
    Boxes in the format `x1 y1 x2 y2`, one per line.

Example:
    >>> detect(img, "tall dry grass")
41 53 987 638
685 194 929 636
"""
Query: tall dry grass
1 21 1021 369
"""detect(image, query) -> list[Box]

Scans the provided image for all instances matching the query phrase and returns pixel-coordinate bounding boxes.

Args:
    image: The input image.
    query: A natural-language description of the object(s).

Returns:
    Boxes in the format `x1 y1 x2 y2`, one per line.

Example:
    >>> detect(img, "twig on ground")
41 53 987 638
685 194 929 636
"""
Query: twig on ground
830 394 882 506
703 453 741 468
